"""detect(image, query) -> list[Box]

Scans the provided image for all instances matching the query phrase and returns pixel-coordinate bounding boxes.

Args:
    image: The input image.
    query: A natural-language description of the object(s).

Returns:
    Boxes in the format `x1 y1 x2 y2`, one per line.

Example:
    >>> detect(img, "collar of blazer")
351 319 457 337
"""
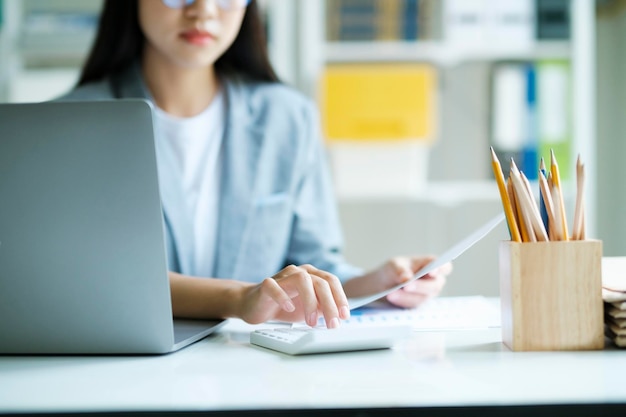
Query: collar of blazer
110 61 267 280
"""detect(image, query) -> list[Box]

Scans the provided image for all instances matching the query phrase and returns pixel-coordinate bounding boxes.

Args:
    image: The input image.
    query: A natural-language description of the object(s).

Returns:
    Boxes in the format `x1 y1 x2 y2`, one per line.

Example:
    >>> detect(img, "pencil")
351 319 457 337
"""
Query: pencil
576 187 585 240
538 169 558 240
520 170 549 241
509 161 533 241
572 155 585 240
490 147 521 242
507 176 520 237
519 194 537 242
510 159 548 242
550 149 569 240
550 183 564 240
545 170 562 239
547 170 553 189
510 173 530 242
538 158 549 233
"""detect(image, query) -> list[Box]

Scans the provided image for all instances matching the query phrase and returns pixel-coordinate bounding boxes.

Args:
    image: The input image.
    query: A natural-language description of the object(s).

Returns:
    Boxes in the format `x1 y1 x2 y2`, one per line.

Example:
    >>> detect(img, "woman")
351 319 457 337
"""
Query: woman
61 0 450 329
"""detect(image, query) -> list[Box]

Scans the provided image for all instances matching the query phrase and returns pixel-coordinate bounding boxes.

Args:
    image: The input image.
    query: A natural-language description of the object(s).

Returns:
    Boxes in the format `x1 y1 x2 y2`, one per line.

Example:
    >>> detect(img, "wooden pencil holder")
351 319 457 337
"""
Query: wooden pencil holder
499 240 604 351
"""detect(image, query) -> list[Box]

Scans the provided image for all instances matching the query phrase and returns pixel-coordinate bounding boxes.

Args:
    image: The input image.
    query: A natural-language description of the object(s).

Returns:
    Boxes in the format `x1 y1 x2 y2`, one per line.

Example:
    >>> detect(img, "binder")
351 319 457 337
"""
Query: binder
419 0 443 40
490 63 527 177
443 0 487 46
402 0 419 40
326 0 342 41
537 60 571 180
536 0 570 40
522 63 538 180
485 0 535 48
376 0 401 41
320 63 437 141
326 0 375 41
320 64 437 197
444 0 534 47
337 0 377 41
329 0 420 42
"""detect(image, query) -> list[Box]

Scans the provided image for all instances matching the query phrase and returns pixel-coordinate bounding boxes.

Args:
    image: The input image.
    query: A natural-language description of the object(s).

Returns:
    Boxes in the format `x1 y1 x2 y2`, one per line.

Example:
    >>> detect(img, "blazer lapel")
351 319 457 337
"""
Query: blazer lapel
112 64 195 273
113 66 264 279
213 80 265 280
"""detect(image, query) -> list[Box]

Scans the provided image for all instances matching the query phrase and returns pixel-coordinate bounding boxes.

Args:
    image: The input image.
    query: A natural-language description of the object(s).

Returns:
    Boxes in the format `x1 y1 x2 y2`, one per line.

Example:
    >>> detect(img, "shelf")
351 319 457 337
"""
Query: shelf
17 0 101 67
335 179 578 205
324 40 571 65
20 31 95 66
336 180 501 203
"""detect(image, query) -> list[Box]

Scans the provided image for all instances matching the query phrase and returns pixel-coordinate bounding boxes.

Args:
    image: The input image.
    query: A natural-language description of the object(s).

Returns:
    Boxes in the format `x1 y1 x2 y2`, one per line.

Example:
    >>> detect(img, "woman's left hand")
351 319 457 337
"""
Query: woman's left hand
375 256 451 308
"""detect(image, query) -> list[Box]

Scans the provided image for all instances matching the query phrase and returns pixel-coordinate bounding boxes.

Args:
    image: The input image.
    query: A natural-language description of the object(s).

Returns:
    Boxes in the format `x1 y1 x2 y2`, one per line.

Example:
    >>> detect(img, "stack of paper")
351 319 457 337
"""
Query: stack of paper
602 257 626 348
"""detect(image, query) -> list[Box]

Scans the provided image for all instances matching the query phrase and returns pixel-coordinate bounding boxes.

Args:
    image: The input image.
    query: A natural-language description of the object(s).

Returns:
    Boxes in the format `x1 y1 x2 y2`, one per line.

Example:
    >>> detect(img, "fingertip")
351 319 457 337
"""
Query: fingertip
340 305 350 319
328 317 340 329
394 262 407 276
282 300 295 313
386 292 399 303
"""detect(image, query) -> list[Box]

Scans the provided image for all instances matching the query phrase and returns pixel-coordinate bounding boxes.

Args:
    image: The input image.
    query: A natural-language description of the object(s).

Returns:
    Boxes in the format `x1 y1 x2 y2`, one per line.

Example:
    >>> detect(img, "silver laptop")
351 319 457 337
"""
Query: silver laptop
0 100 226 354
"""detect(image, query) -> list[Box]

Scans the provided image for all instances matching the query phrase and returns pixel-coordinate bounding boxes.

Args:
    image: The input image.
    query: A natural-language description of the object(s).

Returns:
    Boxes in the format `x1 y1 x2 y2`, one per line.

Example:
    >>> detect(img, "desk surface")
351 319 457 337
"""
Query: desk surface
1 306 626 416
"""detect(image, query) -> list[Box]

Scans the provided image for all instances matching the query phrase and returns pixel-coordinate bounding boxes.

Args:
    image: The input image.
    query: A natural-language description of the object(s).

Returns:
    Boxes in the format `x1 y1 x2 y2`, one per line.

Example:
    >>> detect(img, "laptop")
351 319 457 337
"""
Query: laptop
0 100 226 354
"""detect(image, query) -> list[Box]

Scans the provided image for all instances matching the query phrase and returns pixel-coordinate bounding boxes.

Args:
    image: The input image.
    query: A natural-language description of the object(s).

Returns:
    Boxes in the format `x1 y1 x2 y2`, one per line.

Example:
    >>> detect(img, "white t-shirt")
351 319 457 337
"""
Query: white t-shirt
153 92 225 277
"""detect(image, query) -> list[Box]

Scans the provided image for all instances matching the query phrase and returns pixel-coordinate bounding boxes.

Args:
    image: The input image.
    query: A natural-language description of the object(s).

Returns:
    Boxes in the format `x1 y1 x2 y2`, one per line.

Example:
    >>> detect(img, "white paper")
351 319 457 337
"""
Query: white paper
340 296 501 330
347 213 505 309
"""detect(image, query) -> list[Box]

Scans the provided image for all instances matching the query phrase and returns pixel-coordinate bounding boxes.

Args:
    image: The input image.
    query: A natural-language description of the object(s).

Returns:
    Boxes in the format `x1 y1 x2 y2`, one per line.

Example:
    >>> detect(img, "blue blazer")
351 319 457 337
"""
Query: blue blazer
59 64 362 282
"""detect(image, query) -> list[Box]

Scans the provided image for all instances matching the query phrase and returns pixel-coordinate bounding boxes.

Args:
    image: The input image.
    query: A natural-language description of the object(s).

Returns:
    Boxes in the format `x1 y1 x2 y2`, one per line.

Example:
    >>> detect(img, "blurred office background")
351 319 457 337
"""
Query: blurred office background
0 0 624 296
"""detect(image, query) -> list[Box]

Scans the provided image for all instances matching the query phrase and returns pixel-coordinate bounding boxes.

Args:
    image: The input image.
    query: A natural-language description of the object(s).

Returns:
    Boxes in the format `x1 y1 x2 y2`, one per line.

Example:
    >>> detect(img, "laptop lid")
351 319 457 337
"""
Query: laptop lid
0 100 224 354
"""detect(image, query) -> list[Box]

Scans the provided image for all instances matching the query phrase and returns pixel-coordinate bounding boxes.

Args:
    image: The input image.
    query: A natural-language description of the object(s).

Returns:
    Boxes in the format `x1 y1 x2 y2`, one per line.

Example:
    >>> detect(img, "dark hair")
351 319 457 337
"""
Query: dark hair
77 0 279 86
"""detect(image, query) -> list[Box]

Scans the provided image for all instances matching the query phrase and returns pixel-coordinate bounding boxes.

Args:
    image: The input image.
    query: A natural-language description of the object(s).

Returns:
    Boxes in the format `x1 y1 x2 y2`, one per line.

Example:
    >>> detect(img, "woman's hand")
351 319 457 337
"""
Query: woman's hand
344 256 452 309
381 257 451 308
236 264 350 329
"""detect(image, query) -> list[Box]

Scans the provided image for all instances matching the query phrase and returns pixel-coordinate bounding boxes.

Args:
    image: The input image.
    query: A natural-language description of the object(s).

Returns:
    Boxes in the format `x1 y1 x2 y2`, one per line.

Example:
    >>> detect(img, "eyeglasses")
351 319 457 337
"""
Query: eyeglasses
162 0 251 11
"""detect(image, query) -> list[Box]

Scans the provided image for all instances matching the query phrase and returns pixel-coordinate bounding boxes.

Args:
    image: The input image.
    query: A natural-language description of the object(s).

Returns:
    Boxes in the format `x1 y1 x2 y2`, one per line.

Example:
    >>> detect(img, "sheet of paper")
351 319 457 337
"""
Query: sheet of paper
319 296 501 330
602 256 626 292
347 213 505 310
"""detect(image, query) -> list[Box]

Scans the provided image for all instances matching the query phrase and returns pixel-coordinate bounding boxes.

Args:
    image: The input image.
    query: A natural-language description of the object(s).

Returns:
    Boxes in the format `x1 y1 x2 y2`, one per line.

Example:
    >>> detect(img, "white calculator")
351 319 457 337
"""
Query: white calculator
250 325 411 355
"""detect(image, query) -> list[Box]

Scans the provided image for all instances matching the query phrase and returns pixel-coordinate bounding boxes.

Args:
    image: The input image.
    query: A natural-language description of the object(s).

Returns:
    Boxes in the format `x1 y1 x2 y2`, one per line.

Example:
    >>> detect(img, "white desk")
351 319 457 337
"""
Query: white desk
1 315 626 415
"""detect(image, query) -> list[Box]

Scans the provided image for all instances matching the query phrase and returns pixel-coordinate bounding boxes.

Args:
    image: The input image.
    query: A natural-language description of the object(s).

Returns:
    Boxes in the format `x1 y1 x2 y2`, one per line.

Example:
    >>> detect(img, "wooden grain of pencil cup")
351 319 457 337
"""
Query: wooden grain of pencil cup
499 240 604 351
490 148 604 351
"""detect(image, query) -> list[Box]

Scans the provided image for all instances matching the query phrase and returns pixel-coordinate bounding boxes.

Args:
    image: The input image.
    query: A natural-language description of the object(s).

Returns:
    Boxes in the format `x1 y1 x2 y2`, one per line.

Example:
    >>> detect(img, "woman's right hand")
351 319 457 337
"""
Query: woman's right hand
236 264 350 329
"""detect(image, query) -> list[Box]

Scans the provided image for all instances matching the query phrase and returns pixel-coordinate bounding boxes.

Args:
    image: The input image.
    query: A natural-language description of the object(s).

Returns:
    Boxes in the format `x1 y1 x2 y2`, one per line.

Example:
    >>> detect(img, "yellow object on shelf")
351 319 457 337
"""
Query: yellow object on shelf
320 64 437 142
